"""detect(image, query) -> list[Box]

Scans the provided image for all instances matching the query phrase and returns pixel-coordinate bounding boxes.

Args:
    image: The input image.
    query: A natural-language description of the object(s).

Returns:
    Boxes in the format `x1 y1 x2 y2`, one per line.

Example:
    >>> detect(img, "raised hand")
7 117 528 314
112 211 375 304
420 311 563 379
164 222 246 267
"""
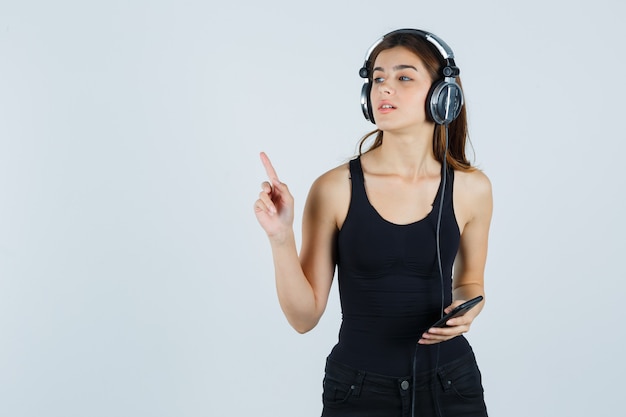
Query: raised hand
254 152 295 241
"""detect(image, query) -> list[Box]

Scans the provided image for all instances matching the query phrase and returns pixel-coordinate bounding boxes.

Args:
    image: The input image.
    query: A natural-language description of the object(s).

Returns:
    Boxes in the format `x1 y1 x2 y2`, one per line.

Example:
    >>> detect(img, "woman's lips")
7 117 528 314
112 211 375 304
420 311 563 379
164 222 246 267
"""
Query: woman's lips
377 101 396 114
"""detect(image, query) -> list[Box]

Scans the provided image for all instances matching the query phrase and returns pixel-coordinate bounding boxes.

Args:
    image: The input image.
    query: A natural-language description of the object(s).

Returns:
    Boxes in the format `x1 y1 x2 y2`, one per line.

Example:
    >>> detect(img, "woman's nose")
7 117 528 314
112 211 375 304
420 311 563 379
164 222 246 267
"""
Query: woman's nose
378 81 393 95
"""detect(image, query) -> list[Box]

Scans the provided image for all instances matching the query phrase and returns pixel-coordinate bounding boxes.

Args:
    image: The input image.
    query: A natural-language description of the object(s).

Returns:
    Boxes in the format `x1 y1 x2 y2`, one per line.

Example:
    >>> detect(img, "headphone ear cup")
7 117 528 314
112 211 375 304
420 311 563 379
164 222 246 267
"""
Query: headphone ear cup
360 81 375 123
428 81 464 125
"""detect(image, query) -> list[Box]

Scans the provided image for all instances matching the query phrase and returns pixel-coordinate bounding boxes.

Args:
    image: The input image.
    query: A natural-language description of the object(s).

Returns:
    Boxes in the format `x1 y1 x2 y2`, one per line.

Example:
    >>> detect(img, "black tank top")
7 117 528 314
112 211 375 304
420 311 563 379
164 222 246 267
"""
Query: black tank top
329 156 471 377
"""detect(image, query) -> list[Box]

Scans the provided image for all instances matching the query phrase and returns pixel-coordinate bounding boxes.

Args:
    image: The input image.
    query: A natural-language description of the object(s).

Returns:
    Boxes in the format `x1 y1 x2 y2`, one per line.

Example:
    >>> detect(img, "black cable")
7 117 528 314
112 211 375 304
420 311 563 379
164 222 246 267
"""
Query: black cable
432 124 449 417
411 124 449 417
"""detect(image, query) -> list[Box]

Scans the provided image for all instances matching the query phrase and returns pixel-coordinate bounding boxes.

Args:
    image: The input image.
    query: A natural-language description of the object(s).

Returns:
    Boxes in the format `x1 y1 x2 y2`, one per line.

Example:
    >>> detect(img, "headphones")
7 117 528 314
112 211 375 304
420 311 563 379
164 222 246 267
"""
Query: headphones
359 29 464 126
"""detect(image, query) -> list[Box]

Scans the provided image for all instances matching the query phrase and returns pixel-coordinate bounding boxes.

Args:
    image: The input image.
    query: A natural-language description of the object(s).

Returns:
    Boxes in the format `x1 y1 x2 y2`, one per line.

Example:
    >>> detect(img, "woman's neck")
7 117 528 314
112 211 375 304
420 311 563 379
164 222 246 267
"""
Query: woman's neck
370 130 439 179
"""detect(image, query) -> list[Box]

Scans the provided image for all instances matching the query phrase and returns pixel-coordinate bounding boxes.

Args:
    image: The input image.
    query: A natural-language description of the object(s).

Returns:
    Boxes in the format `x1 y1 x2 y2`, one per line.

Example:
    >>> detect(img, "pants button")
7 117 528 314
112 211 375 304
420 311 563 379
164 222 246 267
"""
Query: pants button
401 380 410 390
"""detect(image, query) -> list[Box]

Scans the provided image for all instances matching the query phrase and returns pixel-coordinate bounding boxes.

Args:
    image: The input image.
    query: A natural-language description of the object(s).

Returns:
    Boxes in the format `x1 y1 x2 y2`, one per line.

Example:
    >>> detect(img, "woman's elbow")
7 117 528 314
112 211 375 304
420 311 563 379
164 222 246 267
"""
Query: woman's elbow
289 316 320 334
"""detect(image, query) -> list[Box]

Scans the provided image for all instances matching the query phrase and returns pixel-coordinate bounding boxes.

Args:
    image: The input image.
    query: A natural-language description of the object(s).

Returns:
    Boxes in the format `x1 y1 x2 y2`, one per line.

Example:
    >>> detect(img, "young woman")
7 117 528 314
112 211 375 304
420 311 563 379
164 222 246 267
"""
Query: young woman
254 29 492 417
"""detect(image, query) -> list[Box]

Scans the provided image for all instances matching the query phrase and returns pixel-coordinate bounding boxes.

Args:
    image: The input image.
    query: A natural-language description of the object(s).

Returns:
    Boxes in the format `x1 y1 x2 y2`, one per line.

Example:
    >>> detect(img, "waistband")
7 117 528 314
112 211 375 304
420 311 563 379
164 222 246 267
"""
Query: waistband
325 350 477 391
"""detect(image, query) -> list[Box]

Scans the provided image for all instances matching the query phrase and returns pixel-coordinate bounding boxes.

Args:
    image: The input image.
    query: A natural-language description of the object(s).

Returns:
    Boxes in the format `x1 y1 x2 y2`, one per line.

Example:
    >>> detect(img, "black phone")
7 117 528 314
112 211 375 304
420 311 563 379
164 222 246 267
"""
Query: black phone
431 295 484 328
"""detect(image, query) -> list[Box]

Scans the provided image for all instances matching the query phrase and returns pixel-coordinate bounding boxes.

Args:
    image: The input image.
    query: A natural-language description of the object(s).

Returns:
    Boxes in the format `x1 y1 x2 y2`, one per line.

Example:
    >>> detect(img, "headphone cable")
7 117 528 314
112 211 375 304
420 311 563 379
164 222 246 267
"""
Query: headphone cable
432 124 449 417
411 124 449 417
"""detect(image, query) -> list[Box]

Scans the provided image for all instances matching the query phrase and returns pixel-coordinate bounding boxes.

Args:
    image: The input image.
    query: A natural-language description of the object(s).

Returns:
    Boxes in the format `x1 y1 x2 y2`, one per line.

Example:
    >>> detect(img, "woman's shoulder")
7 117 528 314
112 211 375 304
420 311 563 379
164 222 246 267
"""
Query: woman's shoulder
305 160 352 223
453 168 493 227
454 168 492 198
310 159 352 193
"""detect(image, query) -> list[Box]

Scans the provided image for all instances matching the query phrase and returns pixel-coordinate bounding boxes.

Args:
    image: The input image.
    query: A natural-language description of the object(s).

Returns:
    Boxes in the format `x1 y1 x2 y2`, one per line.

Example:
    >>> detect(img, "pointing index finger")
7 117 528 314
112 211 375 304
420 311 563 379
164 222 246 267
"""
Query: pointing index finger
260 152 280 185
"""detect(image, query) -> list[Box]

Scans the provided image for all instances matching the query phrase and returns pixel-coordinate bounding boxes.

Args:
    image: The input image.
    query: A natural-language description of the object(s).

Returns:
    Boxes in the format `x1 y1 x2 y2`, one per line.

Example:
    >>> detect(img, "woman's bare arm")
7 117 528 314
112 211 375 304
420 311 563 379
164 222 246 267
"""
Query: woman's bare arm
254 153 347 333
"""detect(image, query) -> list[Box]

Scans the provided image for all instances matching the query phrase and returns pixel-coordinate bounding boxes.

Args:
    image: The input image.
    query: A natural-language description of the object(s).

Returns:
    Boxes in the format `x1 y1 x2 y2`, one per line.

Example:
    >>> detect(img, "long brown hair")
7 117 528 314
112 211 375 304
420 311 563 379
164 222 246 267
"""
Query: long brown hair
358 31 474 172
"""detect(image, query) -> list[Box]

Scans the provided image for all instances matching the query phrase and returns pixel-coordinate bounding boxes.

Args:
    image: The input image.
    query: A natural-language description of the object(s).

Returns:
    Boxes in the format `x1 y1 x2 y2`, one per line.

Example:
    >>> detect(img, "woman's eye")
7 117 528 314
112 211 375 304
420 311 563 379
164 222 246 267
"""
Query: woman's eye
399 76 412 81
373 77 384 84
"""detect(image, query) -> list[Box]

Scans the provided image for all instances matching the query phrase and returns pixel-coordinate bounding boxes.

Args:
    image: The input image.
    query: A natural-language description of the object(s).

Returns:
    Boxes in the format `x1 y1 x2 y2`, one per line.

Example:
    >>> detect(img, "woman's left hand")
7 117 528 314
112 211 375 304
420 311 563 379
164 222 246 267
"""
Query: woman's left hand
417 300 479 345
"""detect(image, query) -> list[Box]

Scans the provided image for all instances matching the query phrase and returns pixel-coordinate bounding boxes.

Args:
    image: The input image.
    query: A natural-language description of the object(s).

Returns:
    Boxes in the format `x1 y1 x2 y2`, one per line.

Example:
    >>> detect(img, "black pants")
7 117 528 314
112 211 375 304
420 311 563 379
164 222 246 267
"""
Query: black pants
321 351 488 417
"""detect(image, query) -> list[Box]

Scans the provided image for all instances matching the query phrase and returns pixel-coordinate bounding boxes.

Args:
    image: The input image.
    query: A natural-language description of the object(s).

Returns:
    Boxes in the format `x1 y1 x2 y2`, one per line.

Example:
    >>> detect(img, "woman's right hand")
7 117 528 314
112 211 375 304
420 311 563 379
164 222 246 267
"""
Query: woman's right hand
254 152 295 241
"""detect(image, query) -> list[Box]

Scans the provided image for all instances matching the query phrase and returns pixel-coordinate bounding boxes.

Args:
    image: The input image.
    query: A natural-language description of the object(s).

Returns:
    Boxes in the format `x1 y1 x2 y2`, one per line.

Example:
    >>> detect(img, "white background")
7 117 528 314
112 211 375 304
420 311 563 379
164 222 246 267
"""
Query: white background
1 1 624 416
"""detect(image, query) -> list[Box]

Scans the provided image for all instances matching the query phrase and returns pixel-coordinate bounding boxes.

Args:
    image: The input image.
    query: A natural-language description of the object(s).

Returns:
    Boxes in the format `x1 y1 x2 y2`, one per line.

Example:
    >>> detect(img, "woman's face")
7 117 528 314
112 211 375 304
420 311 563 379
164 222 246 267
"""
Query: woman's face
370 46 434 132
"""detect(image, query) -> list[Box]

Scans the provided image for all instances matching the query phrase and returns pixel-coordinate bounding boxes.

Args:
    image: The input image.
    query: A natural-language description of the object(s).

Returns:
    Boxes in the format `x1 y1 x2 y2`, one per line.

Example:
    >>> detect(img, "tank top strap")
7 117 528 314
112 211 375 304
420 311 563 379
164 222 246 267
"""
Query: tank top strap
431 164 455 209
445 167 455 201
348 156 368 206
442 166 455 206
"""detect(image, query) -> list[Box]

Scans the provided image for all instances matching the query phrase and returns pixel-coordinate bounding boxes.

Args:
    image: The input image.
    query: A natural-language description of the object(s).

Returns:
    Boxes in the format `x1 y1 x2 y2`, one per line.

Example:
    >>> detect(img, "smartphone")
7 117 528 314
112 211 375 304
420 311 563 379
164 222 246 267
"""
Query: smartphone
431 295 484 328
